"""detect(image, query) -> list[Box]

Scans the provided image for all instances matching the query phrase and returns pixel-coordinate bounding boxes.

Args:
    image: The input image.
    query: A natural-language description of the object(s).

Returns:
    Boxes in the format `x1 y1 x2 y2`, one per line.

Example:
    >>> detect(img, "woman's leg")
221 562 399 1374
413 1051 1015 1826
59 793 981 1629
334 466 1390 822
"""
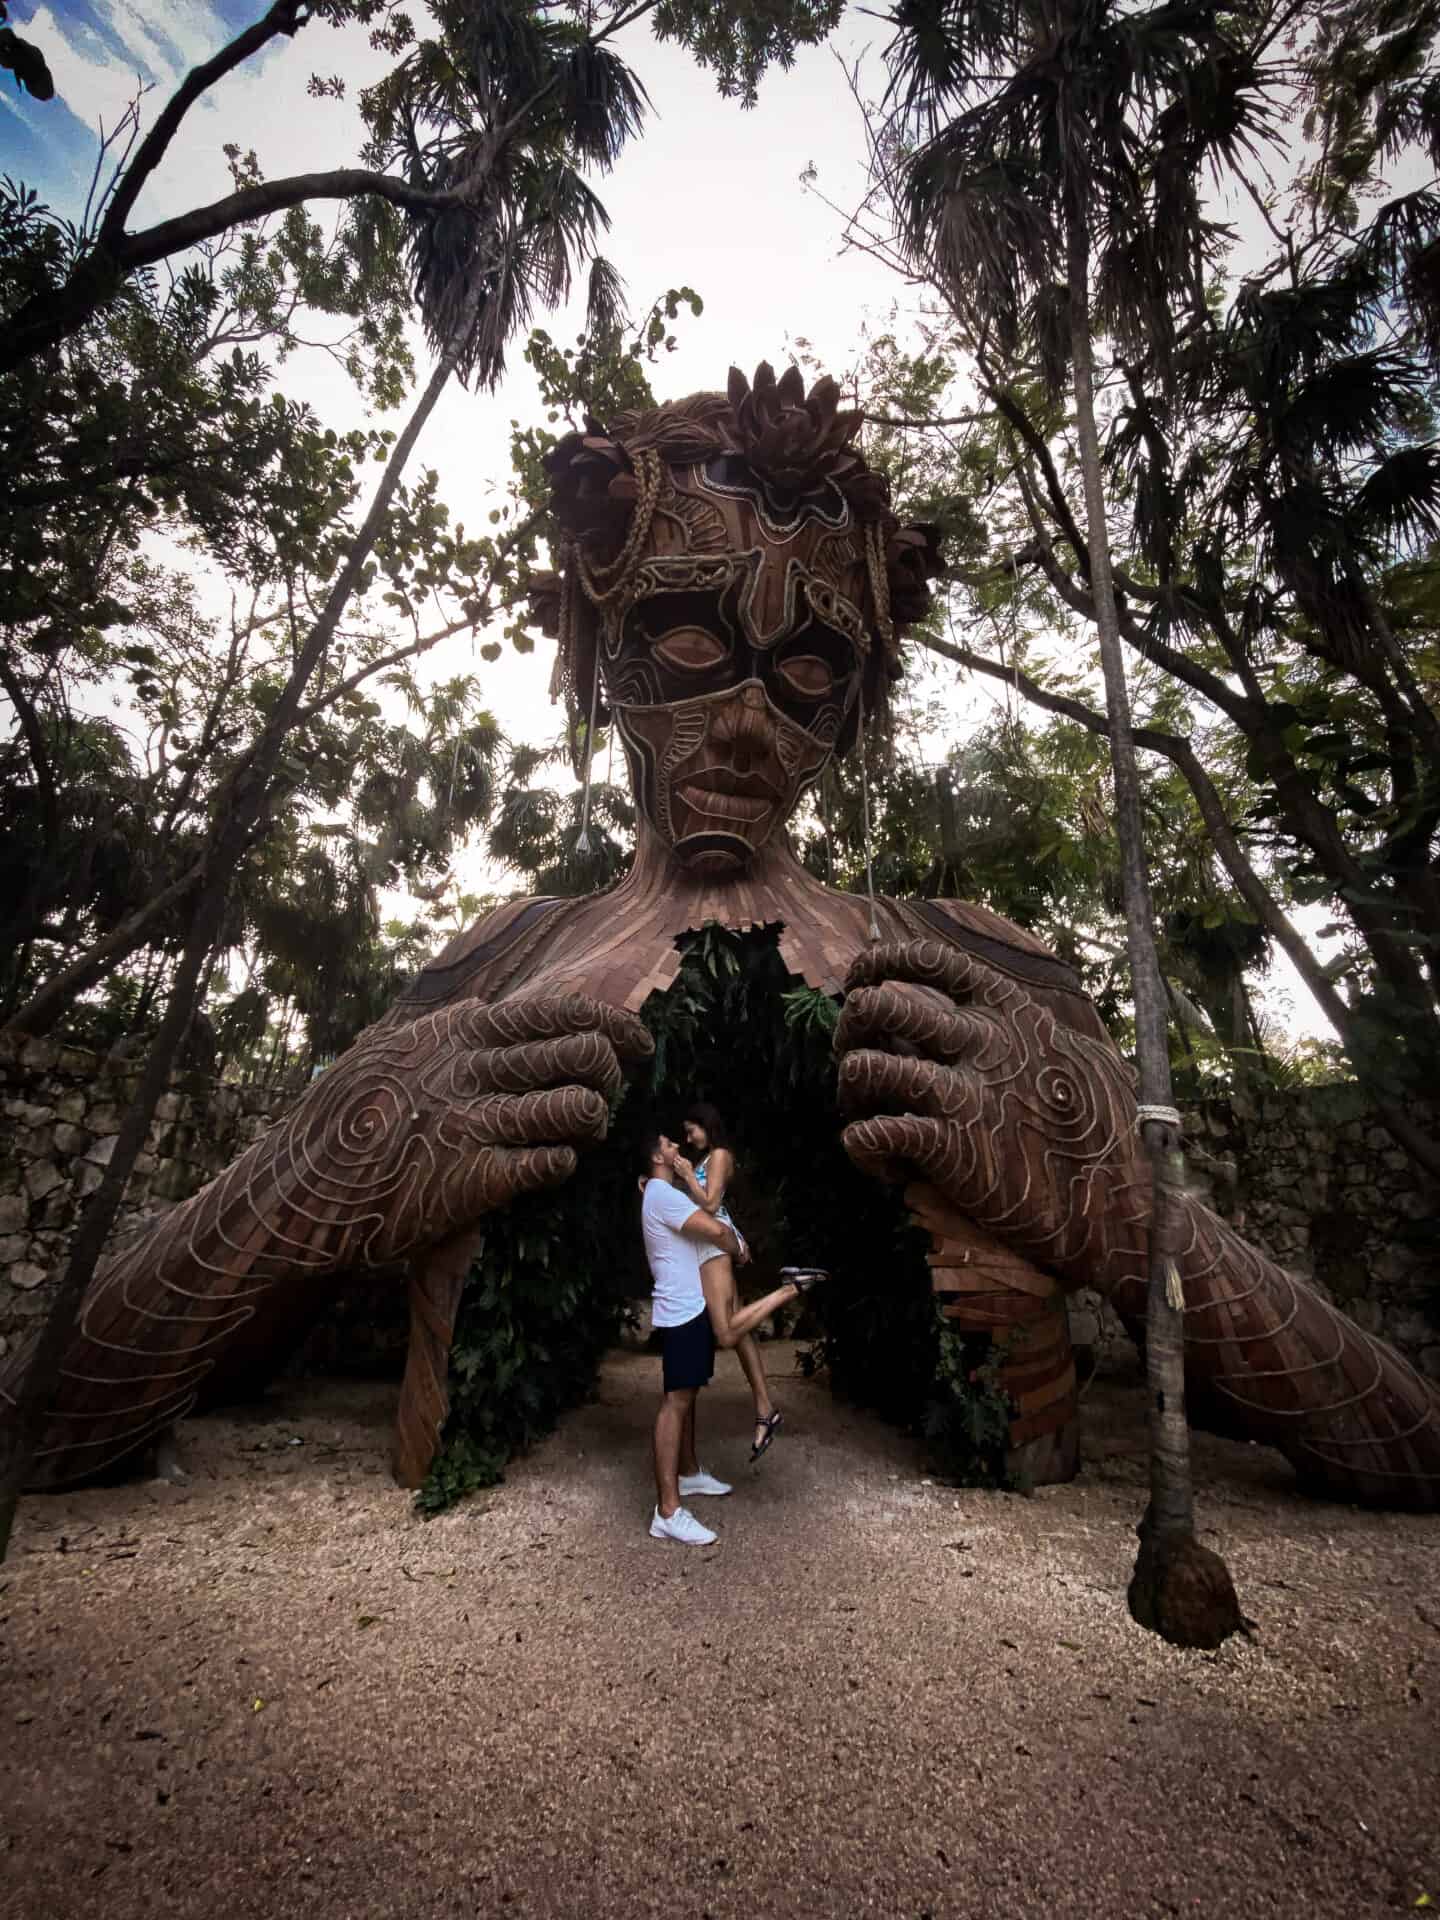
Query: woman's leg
735 1331 773 1420
701 1260 795 1445
718 1260 776 1433
707 1256 770 1417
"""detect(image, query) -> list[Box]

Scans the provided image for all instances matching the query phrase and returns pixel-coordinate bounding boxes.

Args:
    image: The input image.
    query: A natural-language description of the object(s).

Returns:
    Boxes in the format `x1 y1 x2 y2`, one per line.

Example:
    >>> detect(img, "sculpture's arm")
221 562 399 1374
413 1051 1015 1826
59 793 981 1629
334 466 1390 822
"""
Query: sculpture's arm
834 940 1440 1511
3 994 652 1488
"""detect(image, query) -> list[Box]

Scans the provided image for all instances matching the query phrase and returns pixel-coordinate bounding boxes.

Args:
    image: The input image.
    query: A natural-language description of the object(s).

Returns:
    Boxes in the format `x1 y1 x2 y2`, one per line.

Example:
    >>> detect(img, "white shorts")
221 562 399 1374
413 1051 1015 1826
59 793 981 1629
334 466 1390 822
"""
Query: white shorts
697 1234 744 1268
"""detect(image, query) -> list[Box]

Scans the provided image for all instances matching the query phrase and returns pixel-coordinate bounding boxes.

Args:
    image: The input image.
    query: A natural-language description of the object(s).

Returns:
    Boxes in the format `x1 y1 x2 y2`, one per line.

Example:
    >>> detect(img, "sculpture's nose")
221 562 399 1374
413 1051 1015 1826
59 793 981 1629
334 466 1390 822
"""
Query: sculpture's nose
741 549 795 649
713 682 773 775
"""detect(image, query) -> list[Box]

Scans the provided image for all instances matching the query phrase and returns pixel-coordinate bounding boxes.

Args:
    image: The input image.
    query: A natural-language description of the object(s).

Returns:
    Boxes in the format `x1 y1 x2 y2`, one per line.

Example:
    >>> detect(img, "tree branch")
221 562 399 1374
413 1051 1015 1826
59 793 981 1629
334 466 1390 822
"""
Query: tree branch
98 0 314 250
862 409 990 430
297 510 542 722
923 628 1440 1176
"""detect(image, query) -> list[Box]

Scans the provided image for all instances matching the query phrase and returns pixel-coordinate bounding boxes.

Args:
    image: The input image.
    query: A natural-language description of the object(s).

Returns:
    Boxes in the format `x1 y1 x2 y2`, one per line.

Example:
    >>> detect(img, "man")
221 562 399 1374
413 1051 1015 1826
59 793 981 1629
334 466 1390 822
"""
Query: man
639 1133 813 1545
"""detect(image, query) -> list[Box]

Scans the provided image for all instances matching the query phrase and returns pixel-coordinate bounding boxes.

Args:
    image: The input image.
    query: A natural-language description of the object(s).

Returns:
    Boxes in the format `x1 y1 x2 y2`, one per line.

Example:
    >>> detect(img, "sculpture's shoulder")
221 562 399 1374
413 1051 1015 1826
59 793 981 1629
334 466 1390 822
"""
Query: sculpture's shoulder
892 895 1112 1045
373 894 583 1030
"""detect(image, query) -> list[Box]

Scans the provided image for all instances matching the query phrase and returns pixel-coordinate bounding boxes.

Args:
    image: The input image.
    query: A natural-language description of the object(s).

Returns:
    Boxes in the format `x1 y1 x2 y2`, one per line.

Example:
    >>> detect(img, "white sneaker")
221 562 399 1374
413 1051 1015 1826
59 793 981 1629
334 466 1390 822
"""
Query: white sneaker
649 1505 717 1545
679 1469 732 1498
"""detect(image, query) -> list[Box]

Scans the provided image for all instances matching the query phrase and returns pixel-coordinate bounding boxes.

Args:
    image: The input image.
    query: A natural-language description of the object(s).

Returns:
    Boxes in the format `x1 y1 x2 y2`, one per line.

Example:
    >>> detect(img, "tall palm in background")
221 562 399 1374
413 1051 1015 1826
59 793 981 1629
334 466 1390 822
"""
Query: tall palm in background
885 0 1280 1643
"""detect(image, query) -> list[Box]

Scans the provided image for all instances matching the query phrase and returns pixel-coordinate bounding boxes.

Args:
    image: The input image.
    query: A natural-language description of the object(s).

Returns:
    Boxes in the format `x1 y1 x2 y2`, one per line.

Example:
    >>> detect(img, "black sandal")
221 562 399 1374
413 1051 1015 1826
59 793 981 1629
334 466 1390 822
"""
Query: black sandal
750 1410 784 1461
781 1267 830 1293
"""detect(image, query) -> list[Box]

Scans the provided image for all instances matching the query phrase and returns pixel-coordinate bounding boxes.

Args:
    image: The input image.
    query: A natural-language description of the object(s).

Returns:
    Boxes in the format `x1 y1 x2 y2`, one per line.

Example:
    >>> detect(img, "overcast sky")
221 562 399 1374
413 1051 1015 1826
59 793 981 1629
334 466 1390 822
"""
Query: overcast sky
2 0 1335 1038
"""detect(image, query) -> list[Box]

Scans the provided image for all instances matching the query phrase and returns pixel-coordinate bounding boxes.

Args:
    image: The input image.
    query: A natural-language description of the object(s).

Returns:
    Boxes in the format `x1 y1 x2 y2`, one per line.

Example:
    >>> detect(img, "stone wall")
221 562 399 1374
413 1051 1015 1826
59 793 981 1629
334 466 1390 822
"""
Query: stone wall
3 1038 1437 1380
1188 1083 1439 1377
1069 1083 1440 1381
0 1033 290 1358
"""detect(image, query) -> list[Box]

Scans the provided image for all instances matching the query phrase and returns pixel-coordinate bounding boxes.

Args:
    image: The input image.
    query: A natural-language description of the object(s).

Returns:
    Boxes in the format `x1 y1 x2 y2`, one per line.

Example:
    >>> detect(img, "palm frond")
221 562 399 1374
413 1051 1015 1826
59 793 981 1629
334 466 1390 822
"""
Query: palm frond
560 41 649 171
584 253 628 341
1351 441 1440 546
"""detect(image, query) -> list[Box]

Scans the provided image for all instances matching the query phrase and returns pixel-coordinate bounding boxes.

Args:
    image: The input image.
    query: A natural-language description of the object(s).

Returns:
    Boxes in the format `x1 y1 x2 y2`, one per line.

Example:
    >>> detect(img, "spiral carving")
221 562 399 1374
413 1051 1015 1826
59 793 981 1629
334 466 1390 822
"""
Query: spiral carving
835 939 1440 1509
1 995 653 1489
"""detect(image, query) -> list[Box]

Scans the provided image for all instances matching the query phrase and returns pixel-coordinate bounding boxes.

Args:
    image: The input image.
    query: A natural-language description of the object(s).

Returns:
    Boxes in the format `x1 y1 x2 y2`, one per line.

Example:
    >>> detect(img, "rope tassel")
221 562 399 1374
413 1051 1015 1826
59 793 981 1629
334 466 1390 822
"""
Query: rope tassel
857 682 880 942
574 644 602 856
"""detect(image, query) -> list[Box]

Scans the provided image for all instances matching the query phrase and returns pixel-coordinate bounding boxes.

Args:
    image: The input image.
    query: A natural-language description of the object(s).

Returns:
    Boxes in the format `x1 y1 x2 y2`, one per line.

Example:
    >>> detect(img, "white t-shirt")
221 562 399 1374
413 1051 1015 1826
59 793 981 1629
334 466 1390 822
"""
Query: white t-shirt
642 1178 705 1327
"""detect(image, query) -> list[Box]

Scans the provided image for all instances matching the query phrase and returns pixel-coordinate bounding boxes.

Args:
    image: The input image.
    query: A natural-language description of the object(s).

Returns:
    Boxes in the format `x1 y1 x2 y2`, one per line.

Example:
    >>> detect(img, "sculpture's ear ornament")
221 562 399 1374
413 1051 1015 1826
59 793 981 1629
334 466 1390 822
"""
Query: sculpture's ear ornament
526 569 564 641
887 522 946 629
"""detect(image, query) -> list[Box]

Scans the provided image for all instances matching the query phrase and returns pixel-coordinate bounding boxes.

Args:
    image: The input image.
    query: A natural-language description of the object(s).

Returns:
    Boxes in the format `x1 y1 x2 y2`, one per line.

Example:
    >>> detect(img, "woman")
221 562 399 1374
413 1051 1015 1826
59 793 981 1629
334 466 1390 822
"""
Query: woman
675 1103 783 1460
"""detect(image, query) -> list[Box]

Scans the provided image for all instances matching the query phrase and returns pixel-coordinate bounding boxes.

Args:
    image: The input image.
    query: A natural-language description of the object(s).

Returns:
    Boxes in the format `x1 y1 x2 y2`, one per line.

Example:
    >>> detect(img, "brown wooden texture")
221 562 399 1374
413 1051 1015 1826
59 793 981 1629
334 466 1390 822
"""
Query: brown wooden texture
840 940 1440 1510
1 1003 649 1488
908 1182 1080 1483
393 1227 482 1489
4 362 1437 1511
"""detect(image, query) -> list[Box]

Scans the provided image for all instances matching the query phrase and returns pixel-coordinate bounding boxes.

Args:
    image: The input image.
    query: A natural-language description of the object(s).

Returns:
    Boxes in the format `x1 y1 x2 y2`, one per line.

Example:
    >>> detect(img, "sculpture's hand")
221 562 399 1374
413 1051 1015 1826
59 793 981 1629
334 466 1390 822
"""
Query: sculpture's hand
3 993 654 1490
835 940 1140 1290
280 994 654 1269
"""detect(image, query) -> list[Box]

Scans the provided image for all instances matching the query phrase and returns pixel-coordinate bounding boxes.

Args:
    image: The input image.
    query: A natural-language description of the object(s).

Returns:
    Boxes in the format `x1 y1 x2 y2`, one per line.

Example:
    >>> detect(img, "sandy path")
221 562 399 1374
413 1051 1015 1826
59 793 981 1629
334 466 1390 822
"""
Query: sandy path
1 1345 1436 1920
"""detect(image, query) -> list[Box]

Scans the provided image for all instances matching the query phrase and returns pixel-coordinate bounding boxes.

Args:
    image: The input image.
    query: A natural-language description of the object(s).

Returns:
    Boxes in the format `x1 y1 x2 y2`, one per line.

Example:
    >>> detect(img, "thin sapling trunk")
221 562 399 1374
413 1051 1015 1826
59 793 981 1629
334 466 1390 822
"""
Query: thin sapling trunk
1065 203 1244 1649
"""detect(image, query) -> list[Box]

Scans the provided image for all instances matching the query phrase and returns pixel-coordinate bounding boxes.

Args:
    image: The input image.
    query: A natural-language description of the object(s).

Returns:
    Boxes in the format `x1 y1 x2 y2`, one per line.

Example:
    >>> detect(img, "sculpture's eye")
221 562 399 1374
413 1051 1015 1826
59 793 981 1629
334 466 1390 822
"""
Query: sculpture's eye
776 654 834 700
653 627 730 672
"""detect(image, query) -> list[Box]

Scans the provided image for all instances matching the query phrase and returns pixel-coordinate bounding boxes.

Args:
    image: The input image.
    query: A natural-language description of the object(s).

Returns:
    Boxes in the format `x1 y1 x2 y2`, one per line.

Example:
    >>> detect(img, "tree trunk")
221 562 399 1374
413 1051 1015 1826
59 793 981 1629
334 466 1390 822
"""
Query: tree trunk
3 858 206 1037
0 318 471 1562
1065 202 1244 1646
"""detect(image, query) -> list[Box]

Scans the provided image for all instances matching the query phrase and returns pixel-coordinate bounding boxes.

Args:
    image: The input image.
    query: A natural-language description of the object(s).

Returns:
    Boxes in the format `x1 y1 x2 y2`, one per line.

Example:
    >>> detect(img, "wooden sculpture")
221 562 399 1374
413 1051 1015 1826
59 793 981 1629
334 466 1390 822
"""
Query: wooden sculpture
5 363 1439 1509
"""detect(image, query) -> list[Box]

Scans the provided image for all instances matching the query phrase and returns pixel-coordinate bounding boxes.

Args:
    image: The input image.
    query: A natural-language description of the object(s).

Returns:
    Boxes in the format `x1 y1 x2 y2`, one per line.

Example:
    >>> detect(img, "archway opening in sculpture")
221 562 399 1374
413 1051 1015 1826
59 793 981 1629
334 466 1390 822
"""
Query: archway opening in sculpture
416 923 1035 1514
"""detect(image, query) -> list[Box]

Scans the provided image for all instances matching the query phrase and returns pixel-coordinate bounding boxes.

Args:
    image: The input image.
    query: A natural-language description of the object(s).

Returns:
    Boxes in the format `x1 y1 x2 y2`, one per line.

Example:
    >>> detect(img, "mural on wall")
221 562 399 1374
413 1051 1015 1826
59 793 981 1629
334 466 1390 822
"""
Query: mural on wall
3 363 1437 1508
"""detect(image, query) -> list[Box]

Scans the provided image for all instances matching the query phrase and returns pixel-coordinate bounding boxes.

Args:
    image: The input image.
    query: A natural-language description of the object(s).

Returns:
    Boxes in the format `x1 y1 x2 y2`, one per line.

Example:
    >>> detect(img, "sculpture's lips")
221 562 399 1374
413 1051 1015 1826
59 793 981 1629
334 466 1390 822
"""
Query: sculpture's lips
677 770 782 825
677 782 774 824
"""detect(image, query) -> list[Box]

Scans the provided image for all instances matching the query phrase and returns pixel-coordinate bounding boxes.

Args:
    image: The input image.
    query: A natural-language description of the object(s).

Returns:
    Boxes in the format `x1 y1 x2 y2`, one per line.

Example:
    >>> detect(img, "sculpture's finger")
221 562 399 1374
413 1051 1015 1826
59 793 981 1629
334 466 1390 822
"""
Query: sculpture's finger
460 994 654 1065
835 982 1002 1066
443 1086 610 1151
840 1113 956 1188
443 1031 628 1103
844 938 1012 1005
836 1049 976 1123
470 1143 579 1211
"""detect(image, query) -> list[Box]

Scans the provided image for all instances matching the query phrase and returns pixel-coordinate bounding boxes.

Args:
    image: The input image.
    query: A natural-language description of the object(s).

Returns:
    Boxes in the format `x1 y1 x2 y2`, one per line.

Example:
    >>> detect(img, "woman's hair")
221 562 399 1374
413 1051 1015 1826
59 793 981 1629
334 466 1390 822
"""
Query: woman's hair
684 1102 730 1153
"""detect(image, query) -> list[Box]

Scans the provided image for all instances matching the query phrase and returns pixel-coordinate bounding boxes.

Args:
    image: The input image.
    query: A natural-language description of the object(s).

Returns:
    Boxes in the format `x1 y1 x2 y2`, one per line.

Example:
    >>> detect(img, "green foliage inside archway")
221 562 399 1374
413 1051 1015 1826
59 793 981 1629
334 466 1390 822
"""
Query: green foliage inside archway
418 924 1014 1515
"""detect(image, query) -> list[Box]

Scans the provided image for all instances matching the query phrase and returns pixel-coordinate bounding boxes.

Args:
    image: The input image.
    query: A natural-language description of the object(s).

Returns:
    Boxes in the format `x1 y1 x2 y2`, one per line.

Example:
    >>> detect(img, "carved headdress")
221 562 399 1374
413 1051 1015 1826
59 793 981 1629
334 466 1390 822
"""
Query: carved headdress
535 361 944 766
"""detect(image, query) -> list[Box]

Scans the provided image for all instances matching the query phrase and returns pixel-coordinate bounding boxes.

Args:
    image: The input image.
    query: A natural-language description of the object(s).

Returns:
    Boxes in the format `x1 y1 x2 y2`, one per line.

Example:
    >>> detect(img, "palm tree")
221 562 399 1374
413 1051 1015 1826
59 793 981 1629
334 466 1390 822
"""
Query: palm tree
886 0 1272 1643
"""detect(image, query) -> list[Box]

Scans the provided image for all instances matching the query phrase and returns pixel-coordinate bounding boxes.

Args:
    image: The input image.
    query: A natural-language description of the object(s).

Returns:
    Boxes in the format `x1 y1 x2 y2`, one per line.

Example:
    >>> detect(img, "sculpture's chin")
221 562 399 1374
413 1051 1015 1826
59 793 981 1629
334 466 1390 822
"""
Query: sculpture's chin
669 829 761 875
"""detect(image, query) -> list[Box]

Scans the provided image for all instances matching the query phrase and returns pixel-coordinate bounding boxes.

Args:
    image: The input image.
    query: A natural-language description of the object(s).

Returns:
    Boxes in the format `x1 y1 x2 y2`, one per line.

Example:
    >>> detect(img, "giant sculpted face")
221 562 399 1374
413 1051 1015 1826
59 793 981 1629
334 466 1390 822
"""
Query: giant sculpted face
538 364 942 874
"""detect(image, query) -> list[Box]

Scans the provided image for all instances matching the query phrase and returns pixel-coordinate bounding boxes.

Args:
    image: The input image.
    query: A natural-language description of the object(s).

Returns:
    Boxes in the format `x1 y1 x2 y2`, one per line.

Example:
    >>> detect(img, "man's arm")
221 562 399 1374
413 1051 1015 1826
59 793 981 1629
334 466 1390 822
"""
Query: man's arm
680 1208 745 1262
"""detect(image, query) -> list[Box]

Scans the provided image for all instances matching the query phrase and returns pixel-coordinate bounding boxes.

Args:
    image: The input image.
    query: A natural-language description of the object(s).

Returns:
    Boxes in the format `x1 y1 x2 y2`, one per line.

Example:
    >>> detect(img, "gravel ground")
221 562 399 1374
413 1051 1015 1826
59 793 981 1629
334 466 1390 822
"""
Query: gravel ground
1 1344 1436 1920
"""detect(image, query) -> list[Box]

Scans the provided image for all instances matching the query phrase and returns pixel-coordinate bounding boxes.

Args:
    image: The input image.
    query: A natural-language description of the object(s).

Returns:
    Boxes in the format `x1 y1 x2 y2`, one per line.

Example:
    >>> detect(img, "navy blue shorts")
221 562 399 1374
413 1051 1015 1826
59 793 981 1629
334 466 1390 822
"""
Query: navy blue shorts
659 1308 715 1393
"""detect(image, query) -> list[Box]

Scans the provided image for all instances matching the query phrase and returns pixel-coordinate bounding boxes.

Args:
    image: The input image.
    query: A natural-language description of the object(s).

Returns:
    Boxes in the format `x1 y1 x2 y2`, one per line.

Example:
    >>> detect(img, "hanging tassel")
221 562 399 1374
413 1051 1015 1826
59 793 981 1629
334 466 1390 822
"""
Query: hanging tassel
856 682 880 942
574 643 602 855
1165 1260 1186 1313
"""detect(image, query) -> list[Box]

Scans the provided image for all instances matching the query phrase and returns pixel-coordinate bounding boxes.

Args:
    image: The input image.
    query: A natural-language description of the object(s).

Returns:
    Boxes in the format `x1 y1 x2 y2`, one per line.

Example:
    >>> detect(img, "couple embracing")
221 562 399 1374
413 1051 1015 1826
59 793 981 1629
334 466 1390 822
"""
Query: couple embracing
639 1104 826 1546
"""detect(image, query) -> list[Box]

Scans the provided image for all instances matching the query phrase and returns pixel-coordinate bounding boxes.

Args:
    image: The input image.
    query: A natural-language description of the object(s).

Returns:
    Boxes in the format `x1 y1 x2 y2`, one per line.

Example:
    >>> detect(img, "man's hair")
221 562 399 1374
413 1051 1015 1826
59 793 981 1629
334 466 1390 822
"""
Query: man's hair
684 1102 730 1152
637 1132 665 1181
